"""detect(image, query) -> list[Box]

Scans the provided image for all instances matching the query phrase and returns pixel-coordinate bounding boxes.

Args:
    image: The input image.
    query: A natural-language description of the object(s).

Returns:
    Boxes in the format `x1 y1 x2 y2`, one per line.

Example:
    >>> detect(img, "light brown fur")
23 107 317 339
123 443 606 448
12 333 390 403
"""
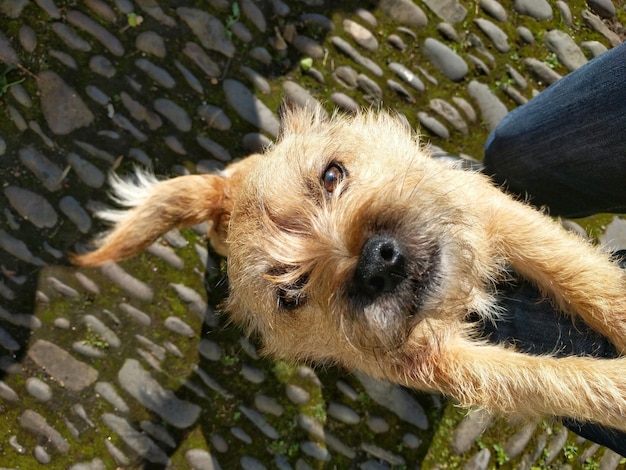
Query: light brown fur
74 106 626 431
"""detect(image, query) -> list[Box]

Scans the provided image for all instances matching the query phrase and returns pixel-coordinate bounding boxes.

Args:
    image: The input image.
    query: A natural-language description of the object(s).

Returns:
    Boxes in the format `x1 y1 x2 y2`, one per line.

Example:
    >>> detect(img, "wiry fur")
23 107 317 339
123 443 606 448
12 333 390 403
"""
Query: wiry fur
74 106 626 431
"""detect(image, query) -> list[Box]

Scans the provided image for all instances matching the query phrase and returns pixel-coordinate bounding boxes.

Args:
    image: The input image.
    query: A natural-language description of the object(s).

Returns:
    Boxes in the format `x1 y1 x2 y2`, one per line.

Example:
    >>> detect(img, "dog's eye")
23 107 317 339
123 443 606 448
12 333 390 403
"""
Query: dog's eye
277 288 306 310
322 163 346 194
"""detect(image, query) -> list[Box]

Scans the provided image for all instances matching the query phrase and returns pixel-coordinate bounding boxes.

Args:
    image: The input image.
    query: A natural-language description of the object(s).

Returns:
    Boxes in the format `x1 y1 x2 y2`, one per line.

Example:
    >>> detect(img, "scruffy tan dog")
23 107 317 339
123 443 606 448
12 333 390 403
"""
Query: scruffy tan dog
74 105 626 432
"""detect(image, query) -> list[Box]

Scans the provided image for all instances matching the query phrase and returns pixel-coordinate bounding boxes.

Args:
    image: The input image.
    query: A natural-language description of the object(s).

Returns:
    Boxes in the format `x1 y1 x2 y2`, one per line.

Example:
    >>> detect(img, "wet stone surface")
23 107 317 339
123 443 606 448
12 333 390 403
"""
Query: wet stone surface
0 0 625 468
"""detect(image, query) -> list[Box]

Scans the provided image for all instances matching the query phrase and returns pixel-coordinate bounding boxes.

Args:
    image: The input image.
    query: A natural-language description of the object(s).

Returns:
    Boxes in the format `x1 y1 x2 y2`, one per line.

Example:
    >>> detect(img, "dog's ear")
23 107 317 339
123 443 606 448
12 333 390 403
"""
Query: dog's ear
72 157 258 267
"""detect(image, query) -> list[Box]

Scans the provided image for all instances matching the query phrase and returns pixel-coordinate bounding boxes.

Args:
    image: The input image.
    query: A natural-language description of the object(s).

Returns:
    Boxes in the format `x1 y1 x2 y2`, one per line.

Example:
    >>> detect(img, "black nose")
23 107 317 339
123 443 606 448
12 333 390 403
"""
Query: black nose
354 235 407 298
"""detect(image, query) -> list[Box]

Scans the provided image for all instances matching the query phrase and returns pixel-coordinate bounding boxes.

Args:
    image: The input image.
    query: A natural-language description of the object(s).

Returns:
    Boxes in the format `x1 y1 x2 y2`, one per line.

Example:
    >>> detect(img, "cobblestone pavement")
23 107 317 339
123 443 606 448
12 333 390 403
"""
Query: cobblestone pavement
0 0 625 468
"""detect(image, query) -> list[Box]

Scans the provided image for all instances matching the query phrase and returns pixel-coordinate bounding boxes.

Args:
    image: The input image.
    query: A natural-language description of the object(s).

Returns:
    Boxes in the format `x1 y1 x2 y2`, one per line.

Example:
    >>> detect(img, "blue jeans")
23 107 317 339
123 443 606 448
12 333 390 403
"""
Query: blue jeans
481 42 626 455
484 41 626 218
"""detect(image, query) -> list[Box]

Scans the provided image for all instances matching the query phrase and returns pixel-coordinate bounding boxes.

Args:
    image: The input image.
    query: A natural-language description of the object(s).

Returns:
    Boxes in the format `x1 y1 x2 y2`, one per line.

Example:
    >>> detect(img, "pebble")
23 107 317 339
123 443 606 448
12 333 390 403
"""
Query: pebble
102 413 170 465
424 0 467 23
241 65 271 93
286 384 310 404
0 308 41 329
467 80 508 131
18 25 37 52
197 104 232 131
154 98 192 132
104 439 130 466
101 263 154 302
378 0 428 28
183 42 221 78
119 359 201 428
355 372 428 429
73 341 106 358
25 377 52 402
418 112 450 139
513 0 553 20
60 196 92 233
135 31 166 57
241 364 265 384
34 445 51 464
141 420 177 448
343 19 378 51
464 447 491 470
249 46 273 65
95 381 129 413
231 427 253 444
522 57 562 85
186 449 222 469
67 10 124 56
582 9 621 47
231 22 254 43
223 79 280 137
330 92 359 113
504 421 537 458
0 327 19 352
175 60 204 94
50 49 79 69
516 25 535 43
301 441 331 461
587 0 616 18
474 18 509 52
8 105 27 131
430 98 468 134
84 314 120 348
85 85 110 105
89 55 116 77
38 71 94 135
388 62 425 91
164 316 195 337
240 405 279 439
480 0 508 21
331 36 383 77
357 74 383 104
544 29 588 72
241 0 267 32
361 443 405 466
135 58 176 88
177 7 235 58
52 22 91 51
4 186 58 228
300 13 334 31
118 302 152 326
20 409 70 453
328 402 360 424
85 0 117 22
0 230 45 266
423 38 468 82
452 409 493 454
211 433 229 452
580 40 608 57
255 394 285 416
556 1 572 25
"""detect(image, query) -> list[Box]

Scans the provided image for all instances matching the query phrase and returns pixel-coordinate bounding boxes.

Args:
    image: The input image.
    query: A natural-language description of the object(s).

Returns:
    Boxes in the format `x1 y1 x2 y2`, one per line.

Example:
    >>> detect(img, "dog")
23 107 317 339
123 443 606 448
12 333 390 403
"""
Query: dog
73 105 626 432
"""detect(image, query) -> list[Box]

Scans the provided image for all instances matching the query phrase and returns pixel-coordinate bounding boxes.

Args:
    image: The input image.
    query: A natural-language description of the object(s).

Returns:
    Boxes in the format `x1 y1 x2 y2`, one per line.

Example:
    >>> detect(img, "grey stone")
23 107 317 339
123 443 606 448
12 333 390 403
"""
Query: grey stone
73 341 106 358
38 71 94 135
241 364 265 384
387 79 415 102
89 55 116 77
19 410 69 453
177 7 235 57
18 25 37 52
135 31 166 57
4 186 58 228
452 409 492 454
544 426 569 464
361 443 405 466
183 42 221 78
85 0 117 22
135 58 176 88
186 449 222 469
300 13 334 31
255 394 284 416
67 10 124 56
198 339 221 361
241 0 266 32
357 74 383 104
582 9 621 47
388 62 425 91
418 112 450 139
343 19 378 51
118 359 201 428
34 445 51 464
141 421 176 448
330 92 359 113
480 0 508 21
230 22 253 43
0 307 41 329
26 377 52 402
136 0 176 26
164 316 195 337
57 154 97 188
355 372 428 429
291 35 324 59
52 23 92 51
0 0 30 18
513 0 553 19
544 29 588 71
249 46 273 65
223 79 280 137
95 381 129 413
28 339 98 392
231 427 253 444
121 92 162 129
333 65 359 88
0 230 45 266
331 36 383 77
588 0 616 18
367 415 389 433
0 328 19 352
523 57 562 85
60 196 91 233
467 80 508 131
101 263 154 302
84 314 120 348
175 60 204 94
286 384 310 404
423 38 468 82
47 276 79 297
474 18 509 52
8 105 27 131
196 105 232 131
464 448 491 470
240 405 279 439
556 1 573 25
154 98 192 132
9 83 32 107
301 441 331 461
0 31 19 63
516 25 535 43
581 40 608 57
387 34 406 51
504 422 537 458
104 439 130 466
35 0 61 18
328 402 360 424
102 413 170 464
430 98 468 134
423 0 467 23
378 0 428 28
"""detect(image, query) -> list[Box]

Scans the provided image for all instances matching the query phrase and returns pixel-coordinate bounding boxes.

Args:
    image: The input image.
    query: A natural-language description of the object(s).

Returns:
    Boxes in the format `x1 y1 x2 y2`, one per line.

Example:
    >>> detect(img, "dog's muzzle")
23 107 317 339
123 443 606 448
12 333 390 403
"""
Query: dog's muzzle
354 235 408 298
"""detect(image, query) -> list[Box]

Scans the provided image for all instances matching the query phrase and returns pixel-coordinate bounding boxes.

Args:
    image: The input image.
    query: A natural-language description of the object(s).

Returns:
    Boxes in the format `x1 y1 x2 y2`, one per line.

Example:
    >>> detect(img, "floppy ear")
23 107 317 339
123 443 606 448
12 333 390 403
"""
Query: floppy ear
72 156 259 267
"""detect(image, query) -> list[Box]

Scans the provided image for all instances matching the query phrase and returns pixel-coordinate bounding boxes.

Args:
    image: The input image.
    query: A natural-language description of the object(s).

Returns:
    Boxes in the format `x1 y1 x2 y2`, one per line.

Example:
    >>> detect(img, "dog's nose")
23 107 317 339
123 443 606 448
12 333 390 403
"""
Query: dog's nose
355 235 407 297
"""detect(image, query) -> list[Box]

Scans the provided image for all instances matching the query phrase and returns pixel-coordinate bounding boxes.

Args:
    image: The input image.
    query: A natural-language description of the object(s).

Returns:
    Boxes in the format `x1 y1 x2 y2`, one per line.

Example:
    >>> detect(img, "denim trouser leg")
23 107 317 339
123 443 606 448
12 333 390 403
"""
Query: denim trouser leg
483 41 626 218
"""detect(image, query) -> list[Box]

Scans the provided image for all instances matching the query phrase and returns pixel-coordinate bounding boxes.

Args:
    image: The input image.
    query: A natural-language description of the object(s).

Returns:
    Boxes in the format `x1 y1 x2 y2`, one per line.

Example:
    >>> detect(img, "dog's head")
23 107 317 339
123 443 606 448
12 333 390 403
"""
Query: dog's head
74 106 497 374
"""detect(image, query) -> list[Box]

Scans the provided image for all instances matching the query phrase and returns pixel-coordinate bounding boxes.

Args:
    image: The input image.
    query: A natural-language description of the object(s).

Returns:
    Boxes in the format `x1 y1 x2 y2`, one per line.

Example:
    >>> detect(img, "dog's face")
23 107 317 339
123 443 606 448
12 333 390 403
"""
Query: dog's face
225 107 498 373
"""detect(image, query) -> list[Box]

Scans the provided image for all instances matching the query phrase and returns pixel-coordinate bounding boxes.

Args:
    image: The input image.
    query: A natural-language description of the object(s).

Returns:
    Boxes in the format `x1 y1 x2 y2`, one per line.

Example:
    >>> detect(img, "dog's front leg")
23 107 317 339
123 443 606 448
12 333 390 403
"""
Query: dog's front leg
484 190 626 352
412 337 626 432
